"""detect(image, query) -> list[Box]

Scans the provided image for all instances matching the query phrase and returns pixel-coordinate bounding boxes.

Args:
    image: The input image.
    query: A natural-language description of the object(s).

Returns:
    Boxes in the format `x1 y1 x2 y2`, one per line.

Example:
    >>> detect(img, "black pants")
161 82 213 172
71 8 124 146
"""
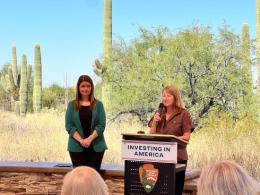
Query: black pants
69 145 105 172
175 160 187 195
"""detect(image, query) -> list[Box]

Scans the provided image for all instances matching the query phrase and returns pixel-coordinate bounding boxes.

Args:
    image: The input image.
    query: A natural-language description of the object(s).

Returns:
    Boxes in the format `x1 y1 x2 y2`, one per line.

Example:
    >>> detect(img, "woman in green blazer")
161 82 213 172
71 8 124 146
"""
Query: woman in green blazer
65 75 107 171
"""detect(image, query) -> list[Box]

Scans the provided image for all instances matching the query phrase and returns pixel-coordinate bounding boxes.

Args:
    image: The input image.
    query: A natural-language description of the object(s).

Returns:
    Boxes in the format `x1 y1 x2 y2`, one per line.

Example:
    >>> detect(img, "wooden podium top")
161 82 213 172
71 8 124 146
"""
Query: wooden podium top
122 133 188 147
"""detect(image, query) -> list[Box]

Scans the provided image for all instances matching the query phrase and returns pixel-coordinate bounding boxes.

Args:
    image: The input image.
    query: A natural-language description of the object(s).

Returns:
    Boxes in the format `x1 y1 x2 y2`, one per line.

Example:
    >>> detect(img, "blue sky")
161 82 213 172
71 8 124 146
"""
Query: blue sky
0 0 257 87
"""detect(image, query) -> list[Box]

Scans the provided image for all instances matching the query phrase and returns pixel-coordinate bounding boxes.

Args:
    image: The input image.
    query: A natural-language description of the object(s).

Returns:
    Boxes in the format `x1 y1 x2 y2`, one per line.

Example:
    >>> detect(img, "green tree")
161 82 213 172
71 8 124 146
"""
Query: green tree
42 84 75 110
0 86 11 110
42 84 65 109
110 27 175 122
108 25 255 124
0 64 12 110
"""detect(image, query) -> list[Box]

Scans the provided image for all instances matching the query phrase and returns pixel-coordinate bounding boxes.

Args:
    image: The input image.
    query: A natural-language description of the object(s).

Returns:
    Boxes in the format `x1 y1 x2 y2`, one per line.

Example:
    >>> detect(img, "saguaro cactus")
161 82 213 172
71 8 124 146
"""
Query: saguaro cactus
27 65 32 83
93 0 112 112
19 54 28 116
11 45 18 86
33 44 42 112
0 45 32 115
6 45 19 101
0 46 19 112
241 23 252 90
257 0 260 90
103 0 112 70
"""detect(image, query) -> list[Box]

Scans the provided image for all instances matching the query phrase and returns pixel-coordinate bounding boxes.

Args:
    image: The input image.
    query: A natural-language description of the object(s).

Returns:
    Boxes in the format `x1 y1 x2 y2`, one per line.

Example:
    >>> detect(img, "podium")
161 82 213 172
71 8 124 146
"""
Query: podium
122 133 188 195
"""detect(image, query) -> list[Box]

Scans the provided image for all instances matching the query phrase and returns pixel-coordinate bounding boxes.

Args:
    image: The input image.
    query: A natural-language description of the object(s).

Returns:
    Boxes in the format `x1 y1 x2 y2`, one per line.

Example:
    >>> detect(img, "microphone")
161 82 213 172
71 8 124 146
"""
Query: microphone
155 103 164 126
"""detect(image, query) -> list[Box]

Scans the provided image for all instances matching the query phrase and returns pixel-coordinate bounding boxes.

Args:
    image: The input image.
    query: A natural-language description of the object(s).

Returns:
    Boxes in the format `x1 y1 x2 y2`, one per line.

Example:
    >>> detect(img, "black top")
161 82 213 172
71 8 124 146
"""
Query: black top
79 106 92 138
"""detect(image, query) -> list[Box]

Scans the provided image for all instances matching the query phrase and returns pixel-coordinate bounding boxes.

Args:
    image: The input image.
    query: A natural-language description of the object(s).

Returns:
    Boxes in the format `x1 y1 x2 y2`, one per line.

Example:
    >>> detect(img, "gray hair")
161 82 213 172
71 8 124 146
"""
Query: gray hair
61 166 109 195
197 160 257 195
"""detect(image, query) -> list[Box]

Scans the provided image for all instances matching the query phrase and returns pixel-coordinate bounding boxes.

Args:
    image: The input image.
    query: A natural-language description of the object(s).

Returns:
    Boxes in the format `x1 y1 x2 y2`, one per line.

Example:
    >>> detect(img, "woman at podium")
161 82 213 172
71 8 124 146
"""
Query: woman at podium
149 85 193 195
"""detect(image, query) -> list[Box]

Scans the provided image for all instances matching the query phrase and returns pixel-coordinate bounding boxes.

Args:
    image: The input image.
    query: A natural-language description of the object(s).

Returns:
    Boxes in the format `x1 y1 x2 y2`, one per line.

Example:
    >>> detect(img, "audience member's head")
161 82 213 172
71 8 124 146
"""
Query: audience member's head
61 166 109 195
197 160 257 195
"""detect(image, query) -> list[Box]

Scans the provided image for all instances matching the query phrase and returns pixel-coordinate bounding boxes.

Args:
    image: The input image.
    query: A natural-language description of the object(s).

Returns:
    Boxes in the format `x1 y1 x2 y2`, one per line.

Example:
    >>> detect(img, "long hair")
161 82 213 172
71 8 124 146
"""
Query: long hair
75 75 96 110
197 160 257 195
61 166 109 195
162 85 185 111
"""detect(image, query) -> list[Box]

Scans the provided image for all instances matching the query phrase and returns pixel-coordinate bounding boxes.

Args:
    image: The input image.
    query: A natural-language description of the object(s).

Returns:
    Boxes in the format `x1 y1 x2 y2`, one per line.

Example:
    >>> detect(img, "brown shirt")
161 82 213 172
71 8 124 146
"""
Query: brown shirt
151 108 193 161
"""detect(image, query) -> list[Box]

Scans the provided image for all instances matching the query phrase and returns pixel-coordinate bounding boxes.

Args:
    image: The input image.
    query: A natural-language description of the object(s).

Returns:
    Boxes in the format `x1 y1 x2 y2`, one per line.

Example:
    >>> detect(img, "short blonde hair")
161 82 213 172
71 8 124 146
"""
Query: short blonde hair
61 166 109 195
197 160 257 195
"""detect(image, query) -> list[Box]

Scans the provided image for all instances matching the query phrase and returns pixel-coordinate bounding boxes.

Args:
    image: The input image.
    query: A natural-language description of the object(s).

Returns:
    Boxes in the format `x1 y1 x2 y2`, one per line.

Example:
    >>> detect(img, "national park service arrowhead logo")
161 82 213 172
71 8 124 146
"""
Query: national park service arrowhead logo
139 164 159 193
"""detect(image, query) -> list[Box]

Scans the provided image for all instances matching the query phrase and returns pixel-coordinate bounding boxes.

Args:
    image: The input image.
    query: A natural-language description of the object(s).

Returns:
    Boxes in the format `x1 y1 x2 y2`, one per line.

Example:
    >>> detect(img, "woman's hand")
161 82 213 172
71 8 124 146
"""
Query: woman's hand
179 131 191 141
81 137 93 148
150 112 161 134
153 112 162 124
79 138 86 147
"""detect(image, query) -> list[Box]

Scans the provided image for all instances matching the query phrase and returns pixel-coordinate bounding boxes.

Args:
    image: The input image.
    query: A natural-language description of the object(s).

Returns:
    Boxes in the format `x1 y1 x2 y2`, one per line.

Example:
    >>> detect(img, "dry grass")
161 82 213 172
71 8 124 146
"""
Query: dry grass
0 111 69 162
188 113 260 180
0 111 143 164
103 114 146 164
0 111 259 180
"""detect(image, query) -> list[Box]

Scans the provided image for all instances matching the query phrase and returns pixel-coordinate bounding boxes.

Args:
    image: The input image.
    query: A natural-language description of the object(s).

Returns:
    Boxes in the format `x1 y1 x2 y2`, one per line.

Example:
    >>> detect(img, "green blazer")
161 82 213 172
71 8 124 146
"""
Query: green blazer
65 99 107 152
